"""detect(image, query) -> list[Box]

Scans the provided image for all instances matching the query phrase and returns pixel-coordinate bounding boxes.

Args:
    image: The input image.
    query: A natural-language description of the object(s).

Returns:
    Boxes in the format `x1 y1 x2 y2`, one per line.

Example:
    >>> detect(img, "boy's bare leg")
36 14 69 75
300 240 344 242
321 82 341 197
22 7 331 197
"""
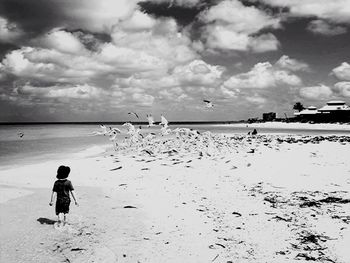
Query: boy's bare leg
58 213 64 227
63 214 67 225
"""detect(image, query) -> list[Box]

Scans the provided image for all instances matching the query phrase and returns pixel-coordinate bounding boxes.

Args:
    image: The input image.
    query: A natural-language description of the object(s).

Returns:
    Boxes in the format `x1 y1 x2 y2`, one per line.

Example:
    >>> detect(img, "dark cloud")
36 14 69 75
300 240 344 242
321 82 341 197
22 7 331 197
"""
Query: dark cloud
0 43 18 60
139 1 209 26
0 0 64 35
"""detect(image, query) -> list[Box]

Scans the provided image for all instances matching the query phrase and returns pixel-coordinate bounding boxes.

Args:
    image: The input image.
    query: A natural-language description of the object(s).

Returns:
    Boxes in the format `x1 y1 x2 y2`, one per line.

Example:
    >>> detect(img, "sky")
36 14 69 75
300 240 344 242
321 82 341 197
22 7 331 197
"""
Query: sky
1 0 350 122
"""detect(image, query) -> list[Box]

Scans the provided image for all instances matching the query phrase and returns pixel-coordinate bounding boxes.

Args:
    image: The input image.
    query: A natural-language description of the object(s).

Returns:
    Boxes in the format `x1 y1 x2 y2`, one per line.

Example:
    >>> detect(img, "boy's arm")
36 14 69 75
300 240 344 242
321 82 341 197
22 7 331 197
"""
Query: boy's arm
70 190 79 206
49 191 56 206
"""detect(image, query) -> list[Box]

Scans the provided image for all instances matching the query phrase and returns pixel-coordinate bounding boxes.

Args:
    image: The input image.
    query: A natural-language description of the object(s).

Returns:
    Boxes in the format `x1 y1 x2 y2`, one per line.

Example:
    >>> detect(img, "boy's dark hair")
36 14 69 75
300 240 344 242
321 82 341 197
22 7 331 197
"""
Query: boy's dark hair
56 165 71 179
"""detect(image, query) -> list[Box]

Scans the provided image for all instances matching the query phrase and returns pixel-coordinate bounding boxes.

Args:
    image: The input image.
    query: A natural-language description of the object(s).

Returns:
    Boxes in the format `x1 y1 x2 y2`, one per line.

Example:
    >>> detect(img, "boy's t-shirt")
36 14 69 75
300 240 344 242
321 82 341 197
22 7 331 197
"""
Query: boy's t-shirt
53 179 74 200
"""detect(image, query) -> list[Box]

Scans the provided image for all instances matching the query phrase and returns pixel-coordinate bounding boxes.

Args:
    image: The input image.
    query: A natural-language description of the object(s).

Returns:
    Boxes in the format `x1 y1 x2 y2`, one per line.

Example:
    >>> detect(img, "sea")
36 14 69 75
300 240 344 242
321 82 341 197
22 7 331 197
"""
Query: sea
1 123 350 168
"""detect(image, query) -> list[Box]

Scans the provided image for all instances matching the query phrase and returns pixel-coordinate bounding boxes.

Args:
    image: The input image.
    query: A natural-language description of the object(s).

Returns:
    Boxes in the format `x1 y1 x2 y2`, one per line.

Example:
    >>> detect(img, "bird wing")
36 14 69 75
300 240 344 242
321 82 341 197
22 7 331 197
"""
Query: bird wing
147 114 154 124
203 100 210 103
161 115 168 125
128 112 139 118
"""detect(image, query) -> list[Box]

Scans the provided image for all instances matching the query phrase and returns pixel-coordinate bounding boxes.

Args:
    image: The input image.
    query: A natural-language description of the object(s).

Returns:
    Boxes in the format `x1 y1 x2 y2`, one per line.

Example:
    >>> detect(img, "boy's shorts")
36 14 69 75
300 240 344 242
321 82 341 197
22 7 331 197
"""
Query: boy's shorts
55 197 71 215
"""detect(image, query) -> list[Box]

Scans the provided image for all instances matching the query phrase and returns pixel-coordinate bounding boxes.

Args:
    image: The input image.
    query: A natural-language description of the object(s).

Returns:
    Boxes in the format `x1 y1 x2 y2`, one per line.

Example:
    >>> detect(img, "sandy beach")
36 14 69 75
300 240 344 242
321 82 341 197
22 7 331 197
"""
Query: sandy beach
1 129 350 263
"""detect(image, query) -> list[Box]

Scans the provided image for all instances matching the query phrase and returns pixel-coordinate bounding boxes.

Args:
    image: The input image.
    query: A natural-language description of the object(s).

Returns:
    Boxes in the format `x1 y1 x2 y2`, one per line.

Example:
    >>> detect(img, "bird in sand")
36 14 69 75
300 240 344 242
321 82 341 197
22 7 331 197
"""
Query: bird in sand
128 112 139 119
203 100 214 108
147 114 155 127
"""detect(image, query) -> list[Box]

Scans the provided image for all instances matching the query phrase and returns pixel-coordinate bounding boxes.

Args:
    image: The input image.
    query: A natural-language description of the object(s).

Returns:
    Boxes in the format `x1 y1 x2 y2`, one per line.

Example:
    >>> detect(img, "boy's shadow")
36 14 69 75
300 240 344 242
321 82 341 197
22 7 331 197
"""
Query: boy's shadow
37 217 57 225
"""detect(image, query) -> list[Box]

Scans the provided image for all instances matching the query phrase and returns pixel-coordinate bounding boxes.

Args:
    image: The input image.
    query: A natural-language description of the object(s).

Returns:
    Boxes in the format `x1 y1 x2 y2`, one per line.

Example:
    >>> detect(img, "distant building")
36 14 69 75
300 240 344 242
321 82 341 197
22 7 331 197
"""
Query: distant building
294 101 350 122
262 112 276 121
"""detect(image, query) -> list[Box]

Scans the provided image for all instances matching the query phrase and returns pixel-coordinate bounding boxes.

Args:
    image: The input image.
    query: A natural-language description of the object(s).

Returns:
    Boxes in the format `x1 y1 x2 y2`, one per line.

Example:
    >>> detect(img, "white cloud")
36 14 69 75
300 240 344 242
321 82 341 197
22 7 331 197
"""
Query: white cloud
61 0 140 33
1 47 103 83
200 0 280 52
35 29 86 54
201 0 280 34
307 20 347 36
172 60 224 86
334 82 350 97
1 15 199 85
249 33 280 53
332 62 350 81
120 10 157 31
275 55 309 72
262 0 350 24
246 95 267 105
0 16 23 43
223 61 302 89
16 83 102 99
299 84 333 100
111 18 198 69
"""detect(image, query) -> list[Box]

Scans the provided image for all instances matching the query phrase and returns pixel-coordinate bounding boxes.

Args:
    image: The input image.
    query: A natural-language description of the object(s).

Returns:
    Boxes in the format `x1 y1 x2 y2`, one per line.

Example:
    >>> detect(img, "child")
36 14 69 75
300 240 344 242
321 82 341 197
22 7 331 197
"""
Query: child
49 165 78 227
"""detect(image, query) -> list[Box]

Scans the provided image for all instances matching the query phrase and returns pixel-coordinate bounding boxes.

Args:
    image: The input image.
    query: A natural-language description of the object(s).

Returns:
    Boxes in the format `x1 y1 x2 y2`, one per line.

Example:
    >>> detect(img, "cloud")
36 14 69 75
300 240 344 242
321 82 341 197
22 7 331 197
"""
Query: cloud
199 0 280 52
35 29 86 54
307 20 347 36
299 84 333 100
147 0 202 7
334 81 350 97
110 18 198 70
0 0 140 34
0 16 23 43
120 10 157 31
261 0 350 24
16 83 102 99
172 60 224 86
201 0 280 34
332 62 350 81
0 14 199 85
276 55 310 72
223 61 302 89
1 47 101 83
246 95 267 105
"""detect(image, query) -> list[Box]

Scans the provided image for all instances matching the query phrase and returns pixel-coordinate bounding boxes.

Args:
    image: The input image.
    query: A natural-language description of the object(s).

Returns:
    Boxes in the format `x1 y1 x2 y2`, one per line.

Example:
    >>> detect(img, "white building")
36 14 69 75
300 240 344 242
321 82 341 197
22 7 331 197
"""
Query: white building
318 101 350 113
294 101 350 122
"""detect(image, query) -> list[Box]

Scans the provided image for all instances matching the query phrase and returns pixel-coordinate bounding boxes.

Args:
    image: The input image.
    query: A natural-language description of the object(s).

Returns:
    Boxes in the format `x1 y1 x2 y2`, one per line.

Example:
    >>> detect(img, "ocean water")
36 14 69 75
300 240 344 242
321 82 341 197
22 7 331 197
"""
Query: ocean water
1 123 349 168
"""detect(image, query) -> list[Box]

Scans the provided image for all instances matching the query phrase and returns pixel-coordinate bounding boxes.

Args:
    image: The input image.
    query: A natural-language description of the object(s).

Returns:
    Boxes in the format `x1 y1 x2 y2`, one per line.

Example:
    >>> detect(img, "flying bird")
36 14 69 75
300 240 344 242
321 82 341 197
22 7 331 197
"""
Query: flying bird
92 125 109 136
128 112 139 119
147 114 155 127
168 0 175 8
203 100 214 108
160 114 168 128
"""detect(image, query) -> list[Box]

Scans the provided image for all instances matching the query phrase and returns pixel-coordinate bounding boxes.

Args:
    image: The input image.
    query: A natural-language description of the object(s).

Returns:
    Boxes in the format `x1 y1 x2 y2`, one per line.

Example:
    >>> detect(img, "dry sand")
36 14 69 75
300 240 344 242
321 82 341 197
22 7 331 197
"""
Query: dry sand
1 134 350 263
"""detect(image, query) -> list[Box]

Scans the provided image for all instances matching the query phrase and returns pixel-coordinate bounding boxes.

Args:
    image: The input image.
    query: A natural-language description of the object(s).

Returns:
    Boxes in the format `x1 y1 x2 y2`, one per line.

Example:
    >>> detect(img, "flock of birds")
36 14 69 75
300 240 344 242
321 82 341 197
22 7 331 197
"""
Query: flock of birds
92 101 254 158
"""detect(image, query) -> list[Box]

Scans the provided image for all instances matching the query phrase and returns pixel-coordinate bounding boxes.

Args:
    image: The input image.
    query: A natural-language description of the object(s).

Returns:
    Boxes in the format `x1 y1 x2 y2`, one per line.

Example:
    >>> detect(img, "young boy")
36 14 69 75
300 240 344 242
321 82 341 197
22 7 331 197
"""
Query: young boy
49 165 78 227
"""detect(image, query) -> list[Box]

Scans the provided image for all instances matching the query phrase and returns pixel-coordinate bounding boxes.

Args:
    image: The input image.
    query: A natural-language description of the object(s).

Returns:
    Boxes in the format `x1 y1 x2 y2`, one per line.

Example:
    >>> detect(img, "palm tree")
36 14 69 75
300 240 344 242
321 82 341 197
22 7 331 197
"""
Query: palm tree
293 102 305 112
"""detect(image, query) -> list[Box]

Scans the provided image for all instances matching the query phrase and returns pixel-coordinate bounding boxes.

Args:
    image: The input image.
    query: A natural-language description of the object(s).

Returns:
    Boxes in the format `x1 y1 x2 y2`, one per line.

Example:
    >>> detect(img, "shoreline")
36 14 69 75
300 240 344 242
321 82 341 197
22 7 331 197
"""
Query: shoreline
1 133 350 262
215 121 350 131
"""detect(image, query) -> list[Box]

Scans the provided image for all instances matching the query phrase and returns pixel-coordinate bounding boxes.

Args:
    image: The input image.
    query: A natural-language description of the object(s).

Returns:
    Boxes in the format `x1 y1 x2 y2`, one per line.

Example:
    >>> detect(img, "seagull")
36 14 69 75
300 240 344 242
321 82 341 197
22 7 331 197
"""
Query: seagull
203 100 214 108
128 112 139 119
160 125 171 136
108 127 121 140
160 114 168 128
92 124 109 136
122 122 136 135
147 114 155 127
168 0 174 8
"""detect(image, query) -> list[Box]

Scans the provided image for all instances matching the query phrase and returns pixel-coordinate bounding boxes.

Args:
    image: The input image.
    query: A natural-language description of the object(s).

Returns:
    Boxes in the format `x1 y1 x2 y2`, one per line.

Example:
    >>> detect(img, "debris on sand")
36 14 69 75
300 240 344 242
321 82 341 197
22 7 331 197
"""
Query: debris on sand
110 166 122 171
123 205 137 209
232 212 242 217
